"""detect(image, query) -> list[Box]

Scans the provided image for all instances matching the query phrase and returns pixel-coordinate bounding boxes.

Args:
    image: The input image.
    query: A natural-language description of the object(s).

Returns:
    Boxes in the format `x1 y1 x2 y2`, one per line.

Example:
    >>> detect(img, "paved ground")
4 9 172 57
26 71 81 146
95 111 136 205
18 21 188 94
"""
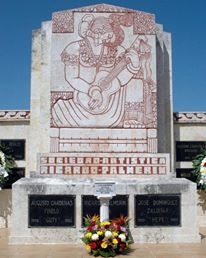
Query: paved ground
1 229 206 258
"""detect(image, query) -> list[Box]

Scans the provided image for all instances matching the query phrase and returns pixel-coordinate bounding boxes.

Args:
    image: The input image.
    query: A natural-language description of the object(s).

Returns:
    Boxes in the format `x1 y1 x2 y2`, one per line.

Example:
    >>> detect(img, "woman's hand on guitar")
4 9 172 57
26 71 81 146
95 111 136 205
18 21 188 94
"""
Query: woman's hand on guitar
88 86 103 110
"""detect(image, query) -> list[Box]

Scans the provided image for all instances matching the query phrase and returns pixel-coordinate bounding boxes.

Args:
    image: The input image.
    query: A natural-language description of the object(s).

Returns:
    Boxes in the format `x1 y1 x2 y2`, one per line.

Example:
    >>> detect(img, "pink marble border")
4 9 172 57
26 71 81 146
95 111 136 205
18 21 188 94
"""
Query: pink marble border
173 112 206 123
0 111 30 121
1 111 206 123
52 4 155 34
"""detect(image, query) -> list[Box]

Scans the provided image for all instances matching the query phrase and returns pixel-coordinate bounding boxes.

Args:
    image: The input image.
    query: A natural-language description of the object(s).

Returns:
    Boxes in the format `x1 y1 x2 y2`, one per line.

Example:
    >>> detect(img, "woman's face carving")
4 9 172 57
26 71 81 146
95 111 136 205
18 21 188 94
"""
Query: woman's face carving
90 17 114 46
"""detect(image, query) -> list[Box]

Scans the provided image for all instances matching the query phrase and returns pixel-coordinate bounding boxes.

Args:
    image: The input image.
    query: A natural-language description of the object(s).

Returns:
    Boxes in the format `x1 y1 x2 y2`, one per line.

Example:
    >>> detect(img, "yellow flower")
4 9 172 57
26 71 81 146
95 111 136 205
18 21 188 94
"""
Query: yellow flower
101 242 108 249
97 230 103 236
112 231 118 237
85 232 92 238
85 244 91 251
112 238 118 245
100 221 110 227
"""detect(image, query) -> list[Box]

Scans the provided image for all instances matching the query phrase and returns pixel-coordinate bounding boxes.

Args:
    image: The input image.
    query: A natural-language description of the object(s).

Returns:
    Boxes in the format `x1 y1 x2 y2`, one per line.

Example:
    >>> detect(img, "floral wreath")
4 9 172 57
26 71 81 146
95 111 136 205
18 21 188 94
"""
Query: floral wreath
0 144 15 189
192 149 206 191
81 214 132 257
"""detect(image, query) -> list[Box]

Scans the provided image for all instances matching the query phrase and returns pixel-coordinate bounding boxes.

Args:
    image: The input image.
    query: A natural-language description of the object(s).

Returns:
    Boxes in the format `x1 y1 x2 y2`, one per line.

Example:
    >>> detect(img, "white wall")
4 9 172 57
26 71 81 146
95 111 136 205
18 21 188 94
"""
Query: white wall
0 112 30 227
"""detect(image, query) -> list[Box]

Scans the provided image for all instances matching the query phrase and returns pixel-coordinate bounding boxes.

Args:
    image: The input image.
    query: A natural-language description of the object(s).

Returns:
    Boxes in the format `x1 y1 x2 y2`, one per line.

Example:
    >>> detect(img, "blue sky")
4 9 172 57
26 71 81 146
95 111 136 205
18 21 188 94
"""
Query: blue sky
0 0 205 112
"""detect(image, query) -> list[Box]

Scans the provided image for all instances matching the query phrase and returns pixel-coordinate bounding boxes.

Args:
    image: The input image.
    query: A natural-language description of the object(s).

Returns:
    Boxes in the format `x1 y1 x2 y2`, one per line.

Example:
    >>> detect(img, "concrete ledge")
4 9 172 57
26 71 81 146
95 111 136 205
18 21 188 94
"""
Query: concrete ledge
10 177 200 244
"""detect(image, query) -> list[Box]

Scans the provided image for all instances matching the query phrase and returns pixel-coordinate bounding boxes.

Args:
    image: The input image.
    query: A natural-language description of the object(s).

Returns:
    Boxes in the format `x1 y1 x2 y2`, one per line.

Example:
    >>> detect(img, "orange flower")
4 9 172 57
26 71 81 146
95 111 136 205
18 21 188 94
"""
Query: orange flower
112 215 129 226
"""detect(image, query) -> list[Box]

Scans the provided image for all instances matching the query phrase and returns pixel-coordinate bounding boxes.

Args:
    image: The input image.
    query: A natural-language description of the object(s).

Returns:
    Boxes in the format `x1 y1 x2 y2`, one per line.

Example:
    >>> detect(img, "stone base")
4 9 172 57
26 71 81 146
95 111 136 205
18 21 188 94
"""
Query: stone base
10 177 200 244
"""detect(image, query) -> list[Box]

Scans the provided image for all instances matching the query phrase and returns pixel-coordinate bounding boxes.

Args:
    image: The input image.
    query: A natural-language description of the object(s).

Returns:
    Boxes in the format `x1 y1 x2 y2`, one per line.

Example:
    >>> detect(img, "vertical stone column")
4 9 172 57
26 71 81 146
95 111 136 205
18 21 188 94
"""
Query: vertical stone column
98 196 112 222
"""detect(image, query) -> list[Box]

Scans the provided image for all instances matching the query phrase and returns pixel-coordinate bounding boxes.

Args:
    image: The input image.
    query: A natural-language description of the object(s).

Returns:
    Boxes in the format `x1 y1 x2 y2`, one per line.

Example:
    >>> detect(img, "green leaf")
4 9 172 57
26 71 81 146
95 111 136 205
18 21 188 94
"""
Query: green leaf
81 236 90 245
92 249 99 256
99 249 115 257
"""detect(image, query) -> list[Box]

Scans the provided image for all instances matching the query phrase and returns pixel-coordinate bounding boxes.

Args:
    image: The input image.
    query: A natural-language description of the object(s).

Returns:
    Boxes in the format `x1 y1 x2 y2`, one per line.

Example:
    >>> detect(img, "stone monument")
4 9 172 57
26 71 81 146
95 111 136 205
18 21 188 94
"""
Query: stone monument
10 4 200 244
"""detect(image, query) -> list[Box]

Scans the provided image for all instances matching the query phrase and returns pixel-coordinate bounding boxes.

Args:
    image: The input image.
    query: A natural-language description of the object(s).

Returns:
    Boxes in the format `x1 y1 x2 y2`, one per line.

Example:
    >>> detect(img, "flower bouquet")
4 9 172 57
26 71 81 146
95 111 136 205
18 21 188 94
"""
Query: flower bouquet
192 149 206 190
81 215 132 257
0 144 15 189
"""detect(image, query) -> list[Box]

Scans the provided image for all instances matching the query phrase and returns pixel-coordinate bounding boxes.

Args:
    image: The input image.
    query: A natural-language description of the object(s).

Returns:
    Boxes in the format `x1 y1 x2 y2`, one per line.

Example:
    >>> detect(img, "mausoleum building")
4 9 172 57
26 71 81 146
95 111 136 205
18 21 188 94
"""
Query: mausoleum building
0 4 206 243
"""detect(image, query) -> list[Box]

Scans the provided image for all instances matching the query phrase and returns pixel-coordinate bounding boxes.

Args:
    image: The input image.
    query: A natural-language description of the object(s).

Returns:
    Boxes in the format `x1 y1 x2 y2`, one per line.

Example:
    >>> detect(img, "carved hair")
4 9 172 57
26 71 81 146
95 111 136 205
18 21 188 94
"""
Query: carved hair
107 13 133 48
78 14 95 38
78 13 133 47
90 16 113 34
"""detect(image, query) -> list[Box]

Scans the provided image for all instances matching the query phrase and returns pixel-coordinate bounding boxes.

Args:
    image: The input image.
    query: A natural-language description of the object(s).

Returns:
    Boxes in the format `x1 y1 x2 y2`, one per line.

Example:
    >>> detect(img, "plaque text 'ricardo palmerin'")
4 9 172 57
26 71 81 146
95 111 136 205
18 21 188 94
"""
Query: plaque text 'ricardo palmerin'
40 156 167 175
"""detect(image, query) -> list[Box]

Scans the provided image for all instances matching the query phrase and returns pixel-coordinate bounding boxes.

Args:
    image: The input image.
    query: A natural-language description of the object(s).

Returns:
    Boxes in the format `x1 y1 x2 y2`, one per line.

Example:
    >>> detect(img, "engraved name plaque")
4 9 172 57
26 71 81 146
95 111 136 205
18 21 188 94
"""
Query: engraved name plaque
28 195 75 227
135 194 181 227
0 139 25 160
176 168 196 182
176 141 206 161
82 195 128 226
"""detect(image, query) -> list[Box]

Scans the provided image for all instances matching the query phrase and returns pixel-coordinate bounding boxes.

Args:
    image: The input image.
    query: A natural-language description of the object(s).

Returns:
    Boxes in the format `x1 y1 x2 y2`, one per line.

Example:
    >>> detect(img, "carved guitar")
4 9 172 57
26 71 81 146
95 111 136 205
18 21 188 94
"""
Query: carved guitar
76 36 141 114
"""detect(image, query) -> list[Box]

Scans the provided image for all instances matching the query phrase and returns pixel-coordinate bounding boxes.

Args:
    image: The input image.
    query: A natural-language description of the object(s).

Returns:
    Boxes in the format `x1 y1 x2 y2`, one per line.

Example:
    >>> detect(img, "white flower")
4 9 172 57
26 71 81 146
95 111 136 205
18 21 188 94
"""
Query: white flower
200 156 206 176
0 167 8 177
91 233 99 241
3 170 8 178
199 179 204 185
200 167 206 173
118 233 126 242
201 157 206 166
105 230 113 239
0 151 6 168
